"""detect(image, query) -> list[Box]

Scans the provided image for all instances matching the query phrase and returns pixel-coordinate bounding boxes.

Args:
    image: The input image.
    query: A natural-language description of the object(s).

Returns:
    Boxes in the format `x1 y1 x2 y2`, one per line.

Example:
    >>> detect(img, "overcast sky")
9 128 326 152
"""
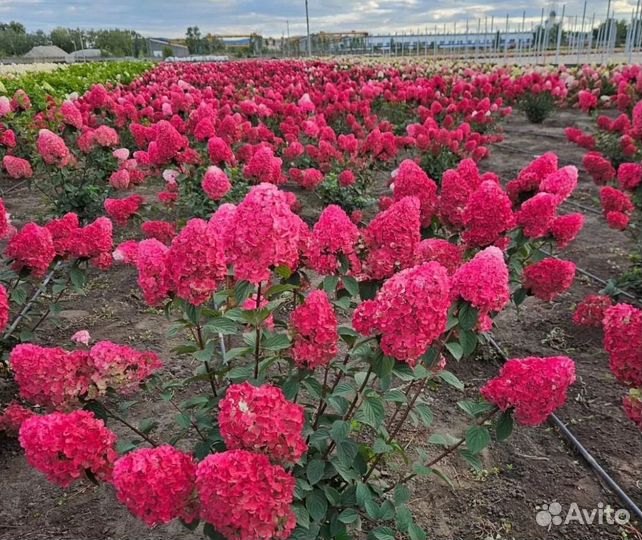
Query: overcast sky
0 0 640 38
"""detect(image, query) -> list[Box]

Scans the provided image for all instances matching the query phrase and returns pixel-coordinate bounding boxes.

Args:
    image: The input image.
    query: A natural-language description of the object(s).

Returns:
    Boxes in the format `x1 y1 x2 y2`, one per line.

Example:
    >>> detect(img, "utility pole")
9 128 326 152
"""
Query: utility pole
305 0 311 56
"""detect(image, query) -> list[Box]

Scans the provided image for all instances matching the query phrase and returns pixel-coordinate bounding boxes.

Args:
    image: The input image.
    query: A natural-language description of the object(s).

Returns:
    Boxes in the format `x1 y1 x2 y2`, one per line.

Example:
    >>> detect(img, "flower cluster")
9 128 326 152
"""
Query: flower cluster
363 196 421 280
2 155 33 179
202 166 232 201
392 159 438 227
196 450 296 540
112 446 197 526
19 410 117 487
602 303 641 388
5 223 56 277
414 239 463 275
290 290 338 370
572 295 613 327
481 356 576 426
219 382 307 464
104 195 144 226
523 258 576 301
462 180 514 247
353 262 451 365
0 401 34 436
599 186 634 230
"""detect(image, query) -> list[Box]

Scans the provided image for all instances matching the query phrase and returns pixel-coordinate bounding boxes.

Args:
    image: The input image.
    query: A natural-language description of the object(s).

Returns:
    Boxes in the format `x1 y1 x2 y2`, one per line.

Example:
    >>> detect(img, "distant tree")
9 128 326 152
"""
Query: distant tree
50 27 76 52
186 26 203 54
162 45 174 58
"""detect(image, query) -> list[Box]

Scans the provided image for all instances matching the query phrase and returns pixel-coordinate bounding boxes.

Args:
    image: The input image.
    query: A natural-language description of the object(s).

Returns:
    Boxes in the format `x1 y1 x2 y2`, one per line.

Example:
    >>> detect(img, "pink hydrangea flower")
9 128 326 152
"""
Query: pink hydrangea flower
603 303 641 387
523 258 576 301
462 181 514 248
202 166 232 201
0 401 34 436
392 159 438 227
71 330 92 346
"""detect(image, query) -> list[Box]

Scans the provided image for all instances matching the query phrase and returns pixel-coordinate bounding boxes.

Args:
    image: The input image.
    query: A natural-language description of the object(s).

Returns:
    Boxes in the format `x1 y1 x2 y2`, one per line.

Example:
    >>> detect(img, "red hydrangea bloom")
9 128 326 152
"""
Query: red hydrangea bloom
523 258 576 301
290 290 338 370
573 294 612 327
338 170 356 187
136 239 171 306
438 167 478 228
0 283 9 333
414 239 463 274
37 129 72 167
600 186 634 232
10 344 92 409
141 220 176 245
0 401 34 436
549 213 584 248
108 169 130 190
2 155 33 179
113 240 139 265
451 246 510 316
19 410 117 487
208 136 236 166
623 394 641 430
5 223 56 277
507 152 559 203
226 183 307 284
104 195 144 226
392 160 438 227
89 341 162 394
60 101 83 129
602 303 642 387
617 162 642 191
158 191 178 206
0 197 10 239
68 217 114 265
45 213 80 255
462 180 514 247
166 218 227 305
481 356 576 426
583 152 615 185
196 450 296 540
363 197 421 280
305 205 360 275
202 166 232 201
539 166 578 202
147 120 188 165
243 146 285 185
578 90 598 112
353 262 451 365
112 446 197 526
606 211 630 230
219 382 307 464
93 125 119 147
516 192 560 239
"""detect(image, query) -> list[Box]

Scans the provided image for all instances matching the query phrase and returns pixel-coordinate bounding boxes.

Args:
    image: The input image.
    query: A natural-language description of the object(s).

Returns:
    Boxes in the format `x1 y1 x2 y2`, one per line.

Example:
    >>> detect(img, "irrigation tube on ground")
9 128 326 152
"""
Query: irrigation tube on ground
486 335 642 523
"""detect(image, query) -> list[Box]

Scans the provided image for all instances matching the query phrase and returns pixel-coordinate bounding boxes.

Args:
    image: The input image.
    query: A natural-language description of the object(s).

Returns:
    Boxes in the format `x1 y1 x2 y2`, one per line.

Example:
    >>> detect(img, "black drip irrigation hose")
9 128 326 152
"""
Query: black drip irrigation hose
563 198 602 216
486 335 642 523
539 248 642 305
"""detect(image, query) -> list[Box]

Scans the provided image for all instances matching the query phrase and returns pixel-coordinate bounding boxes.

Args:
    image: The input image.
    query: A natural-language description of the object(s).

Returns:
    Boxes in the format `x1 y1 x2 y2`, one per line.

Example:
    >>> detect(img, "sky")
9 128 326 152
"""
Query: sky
0 0 640 38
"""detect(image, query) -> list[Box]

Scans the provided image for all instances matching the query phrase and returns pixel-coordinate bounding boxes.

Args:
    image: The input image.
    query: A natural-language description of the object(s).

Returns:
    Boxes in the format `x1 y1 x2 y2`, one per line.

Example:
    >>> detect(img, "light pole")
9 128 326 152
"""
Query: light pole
305 0 311 56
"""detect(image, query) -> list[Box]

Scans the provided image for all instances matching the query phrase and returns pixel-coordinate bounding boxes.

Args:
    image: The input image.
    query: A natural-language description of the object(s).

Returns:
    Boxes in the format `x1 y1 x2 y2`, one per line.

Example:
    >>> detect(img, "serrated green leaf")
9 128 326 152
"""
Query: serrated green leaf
438 370 464 390
466 425 491 454
495 409 513 442
306 459 325 485
445 342 463 360
305 490 328 522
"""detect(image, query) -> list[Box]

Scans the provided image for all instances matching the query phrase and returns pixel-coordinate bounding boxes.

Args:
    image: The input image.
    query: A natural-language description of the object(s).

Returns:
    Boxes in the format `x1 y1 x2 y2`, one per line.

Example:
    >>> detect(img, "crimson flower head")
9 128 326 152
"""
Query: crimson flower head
481 356 576 426
112 446 197 526
603 303 641 388
243 146 285 185
462 180 514 247
305 204 360 275
219 382 307 464
451 246 510 317
104 195 144 227
290 290 339 370
166 218 227 305
414 239 463 275
2 155 33 179
353 262 451 365
226 183 307 284
392 159 438 227
363 196 421 280
19 410 117 487
196 450 296 540
37 129 72 167
202 166 232 201
549 213 584 248
5 223 56 277
523 258 576 301
573 294 612 327
583 152 615 185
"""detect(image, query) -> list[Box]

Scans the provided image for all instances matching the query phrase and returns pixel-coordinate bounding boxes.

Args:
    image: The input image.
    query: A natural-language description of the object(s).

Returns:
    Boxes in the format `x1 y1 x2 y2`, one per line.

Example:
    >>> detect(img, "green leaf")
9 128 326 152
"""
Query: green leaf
445 342 463 361
234 280 254 304
69 267 87 291
437 370 464 390
138 418 157 434
384 389 407 404
358 280 379 301
459 448 483 472
305 490 328 522
338 508 359 524
408 523 428 540
262 332 291 351
457 400 496 418
330 420 351 442
466 425 491 454
204 317 238 335
459 329 478 358
342 276 359 297
275 265 293 279
355 482 372 506
293 504 310 529
428 433 459 447
306 459 325 485
495 410 513 442
414 403 433 428
368 526 395 540
203 523 227 539
395 504 413 532
322 276 339 295
355 393 385 428
458 302 479 330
